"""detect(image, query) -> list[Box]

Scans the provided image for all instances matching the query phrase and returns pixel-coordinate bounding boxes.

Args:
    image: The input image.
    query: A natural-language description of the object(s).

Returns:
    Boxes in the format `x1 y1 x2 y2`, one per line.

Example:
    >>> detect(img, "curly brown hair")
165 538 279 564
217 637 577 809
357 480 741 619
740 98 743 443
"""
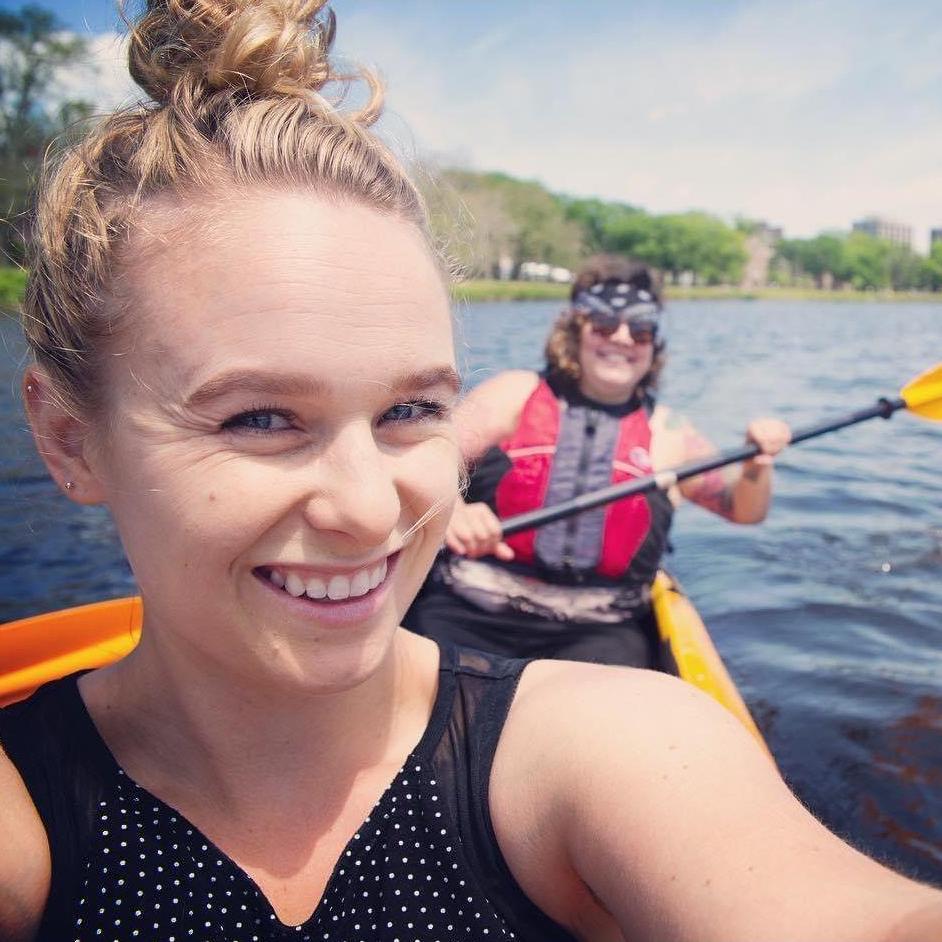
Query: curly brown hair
544 255 667 395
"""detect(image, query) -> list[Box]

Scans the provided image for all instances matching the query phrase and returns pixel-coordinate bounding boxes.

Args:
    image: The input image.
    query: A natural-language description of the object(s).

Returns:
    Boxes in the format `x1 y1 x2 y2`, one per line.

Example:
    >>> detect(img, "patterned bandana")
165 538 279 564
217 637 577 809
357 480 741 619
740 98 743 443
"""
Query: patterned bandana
573 279 659 318
572 279 661 339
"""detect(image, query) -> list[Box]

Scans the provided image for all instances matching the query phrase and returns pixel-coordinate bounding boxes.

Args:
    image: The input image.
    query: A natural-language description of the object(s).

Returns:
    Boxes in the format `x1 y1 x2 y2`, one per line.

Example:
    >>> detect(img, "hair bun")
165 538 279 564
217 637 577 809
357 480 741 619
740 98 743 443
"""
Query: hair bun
127 0 336 105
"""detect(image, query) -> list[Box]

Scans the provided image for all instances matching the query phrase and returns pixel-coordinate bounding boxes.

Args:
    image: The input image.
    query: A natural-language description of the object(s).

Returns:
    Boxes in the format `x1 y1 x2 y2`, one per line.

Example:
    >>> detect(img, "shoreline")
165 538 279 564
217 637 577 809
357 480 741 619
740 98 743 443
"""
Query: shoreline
452 278 942 304
3 268 942 314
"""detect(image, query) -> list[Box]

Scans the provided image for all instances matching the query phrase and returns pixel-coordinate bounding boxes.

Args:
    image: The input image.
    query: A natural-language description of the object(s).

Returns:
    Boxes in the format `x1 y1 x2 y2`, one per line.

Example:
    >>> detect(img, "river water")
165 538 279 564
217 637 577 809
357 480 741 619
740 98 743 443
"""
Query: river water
2 300 942 885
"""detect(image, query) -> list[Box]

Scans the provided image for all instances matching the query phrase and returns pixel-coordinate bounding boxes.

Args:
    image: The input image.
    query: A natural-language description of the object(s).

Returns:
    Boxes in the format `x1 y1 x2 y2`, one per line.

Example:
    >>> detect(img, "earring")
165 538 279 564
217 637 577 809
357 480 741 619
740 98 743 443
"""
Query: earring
64 481 75 490
26 384 34 394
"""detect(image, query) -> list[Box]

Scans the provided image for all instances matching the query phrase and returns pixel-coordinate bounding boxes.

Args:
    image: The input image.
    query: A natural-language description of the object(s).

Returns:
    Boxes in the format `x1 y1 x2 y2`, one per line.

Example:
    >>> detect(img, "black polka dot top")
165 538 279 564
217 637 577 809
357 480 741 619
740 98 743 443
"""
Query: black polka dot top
0 645 577 942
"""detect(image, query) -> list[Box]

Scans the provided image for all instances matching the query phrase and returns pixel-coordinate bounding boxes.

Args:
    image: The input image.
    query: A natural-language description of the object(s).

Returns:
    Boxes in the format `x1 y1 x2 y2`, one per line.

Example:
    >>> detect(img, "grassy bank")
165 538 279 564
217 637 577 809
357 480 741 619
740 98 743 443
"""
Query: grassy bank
452 278 942 304
660 285 942 303
0 267 27 313
452 279 570 303
3 268 940 311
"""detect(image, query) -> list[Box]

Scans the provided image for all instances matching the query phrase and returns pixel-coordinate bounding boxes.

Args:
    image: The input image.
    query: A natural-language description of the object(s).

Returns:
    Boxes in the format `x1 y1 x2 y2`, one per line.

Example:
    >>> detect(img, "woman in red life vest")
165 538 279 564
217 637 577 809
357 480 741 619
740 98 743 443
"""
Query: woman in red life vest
404 255 791 668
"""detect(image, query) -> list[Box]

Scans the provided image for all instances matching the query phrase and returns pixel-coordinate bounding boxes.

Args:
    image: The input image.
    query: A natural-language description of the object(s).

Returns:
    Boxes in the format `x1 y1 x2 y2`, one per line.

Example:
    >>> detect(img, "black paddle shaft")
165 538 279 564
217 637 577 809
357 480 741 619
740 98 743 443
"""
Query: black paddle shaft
500 396 905 537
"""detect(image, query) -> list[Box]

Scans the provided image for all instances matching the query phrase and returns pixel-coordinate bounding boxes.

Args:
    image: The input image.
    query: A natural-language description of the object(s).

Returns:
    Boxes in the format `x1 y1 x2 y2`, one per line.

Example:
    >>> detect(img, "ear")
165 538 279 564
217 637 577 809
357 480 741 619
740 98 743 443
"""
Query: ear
22 368 108 505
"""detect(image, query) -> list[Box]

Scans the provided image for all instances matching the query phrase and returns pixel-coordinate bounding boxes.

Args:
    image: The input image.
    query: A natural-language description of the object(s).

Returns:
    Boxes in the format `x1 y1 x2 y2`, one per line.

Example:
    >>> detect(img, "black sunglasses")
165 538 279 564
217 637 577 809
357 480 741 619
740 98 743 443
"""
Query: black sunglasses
586 308 659 343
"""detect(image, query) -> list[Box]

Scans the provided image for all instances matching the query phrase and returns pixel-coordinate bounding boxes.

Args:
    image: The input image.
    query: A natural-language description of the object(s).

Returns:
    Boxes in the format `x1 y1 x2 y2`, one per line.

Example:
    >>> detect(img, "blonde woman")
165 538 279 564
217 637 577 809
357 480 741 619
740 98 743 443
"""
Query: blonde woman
1 3 939 941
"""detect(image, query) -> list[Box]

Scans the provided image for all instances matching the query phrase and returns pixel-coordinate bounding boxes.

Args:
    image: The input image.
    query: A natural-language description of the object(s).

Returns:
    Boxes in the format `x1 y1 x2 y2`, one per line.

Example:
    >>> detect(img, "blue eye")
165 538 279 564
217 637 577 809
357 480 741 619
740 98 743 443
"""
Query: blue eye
382 401 444 423
222 409 294 433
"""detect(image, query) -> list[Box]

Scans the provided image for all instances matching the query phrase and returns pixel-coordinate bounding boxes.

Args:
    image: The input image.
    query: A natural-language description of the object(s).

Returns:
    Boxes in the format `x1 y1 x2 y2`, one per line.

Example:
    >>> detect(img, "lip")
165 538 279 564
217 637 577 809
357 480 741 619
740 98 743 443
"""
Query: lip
595 349 639 364
255 551 399 579
252 551 401 627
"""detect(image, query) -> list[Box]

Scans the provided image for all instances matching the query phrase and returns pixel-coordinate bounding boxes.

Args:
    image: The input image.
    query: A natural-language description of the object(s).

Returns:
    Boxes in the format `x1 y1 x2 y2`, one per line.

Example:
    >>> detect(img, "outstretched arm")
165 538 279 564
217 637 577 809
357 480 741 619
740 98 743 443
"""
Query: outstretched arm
492 663 942 942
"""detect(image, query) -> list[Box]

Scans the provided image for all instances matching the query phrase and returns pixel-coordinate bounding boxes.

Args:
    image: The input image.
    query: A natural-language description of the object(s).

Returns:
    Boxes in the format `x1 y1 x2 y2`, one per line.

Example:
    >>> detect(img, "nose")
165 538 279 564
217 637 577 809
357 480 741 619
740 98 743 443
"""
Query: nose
302 421 400 549
608 321 635 345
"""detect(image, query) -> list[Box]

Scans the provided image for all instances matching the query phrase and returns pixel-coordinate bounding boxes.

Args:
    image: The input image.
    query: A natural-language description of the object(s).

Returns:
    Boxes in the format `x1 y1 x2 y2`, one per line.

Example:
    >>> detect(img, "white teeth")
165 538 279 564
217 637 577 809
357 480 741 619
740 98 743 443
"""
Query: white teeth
271 557 390 602
369 562 384 589
349 569 371 597
327 575 351 600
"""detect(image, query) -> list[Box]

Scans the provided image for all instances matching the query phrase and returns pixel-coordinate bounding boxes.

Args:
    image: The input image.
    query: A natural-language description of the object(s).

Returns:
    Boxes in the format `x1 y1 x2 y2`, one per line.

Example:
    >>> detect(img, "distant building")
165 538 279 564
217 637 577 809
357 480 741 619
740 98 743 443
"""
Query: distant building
757 222 784 243
740 221 782 289
930 228 942 248
852 216 912 249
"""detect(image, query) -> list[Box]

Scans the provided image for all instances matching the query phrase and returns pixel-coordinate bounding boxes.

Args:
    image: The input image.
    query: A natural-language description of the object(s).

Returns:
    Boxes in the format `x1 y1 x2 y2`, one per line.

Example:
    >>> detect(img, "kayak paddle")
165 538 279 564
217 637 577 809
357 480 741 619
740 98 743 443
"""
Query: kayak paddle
501 361 942 537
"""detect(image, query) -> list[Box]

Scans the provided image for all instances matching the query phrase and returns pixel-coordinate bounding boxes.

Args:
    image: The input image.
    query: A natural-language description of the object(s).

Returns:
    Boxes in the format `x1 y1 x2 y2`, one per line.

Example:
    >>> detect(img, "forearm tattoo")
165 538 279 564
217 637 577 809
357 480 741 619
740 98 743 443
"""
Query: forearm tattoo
678 425 737 517
687 467 735 517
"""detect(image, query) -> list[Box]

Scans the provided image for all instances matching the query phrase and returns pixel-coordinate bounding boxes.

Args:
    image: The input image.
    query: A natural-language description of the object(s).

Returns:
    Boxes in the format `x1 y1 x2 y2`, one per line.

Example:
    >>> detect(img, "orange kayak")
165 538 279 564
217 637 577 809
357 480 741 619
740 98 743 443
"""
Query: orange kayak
1 596 142 708
0 574 771 758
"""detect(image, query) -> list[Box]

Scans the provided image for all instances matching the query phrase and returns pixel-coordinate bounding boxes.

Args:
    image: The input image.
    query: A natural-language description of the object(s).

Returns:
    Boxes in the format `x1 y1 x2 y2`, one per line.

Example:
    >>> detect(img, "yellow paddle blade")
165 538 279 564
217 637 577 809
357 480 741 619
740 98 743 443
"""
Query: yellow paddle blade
901 362 942 420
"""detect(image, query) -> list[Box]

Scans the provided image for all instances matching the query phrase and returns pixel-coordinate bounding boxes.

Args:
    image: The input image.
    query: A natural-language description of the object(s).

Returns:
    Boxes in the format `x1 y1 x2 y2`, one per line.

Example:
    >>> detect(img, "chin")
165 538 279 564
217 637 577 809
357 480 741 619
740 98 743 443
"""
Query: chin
594 370 637 391
265 624 399 696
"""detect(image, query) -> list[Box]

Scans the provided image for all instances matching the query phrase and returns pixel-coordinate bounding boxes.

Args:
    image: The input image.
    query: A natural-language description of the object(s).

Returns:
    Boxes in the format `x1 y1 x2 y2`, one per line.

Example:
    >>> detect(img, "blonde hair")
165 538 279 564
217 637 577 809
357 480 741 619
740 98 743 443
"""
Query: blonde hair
544 254 666 394
23 0 429 417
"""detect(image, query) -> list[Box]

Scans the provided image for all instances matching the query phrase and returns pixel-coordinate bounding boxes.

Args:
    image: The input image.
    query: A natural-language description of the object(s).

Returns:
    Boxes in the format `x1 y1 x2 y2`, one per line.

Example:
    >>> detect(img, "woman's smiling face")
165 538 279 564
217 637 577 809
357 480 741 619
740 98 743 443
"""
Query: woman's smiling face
577 318 655 405
83 192 460 690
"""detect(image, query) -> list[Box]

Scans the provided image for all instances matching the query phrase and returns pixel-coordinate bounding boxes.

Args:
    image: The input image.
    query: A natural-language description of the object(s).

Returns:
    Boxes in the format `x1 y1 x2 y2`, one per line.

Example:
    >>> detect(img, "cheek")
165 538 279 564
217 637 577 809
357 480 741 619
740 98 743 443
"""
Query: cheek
579 339 610 378
100 441 276 572
398 436 461 530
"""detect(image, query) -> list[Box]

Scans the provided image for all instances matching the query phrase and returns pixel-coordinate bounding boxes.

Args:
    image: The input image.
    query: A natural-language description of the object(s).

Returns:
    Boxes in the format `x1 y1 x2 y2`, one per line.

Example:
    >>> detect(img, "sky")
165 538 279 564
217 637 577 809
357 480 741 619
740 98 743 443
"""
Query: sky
12 0 942 252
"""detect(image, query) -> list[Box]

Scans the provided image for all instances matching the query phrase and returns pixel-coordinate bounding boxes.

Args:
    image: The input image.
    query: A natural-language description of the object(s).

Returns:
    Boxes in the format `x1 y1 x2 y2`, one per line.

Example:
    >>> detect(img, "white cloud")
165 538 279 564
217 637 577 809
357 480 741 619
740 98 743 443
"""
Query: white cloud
52 32 139 113
57 0 942 251
343 0 942 251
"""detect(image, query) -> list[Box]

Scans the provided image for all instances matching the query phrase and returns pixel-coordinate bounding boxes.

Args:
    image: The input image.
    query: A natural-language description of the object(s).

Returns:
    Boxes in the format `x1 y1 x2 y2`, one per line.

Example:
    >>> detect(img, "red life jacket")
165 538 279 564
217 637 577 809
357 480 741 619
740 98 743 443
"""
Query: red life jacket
494 378 656 580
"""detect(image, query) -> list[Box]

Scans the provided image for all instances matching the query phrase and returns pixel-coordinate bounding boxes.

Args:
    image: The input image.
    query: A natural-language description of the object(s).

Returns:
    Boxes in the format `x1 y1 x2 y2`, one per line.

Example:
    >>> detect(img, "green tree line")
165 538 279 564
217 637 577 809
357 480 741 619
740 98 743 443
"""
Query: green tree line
423 169 942 292
772 232 942 292
421 169 749 286
2 2 939 303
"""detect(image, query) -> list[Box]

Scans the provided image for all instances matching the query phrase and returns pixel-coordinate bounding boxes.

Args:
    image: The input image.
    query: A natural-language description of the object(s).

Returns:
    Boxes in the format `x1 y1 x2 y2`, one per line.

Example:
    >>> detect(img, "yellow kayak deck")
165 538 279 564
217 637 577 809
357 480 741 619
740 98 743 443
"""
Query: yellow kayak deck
0 574 770 757
651 572 770 757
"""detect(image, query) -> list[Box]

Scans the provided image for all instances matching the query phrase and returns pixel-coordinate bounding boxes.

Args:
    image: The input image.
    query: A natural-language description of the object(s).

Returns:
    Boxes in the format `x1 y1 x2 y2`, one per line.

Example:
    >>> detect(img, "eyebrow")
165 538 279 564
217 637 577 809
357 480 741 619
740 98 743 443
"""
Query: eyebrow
183 365 462 410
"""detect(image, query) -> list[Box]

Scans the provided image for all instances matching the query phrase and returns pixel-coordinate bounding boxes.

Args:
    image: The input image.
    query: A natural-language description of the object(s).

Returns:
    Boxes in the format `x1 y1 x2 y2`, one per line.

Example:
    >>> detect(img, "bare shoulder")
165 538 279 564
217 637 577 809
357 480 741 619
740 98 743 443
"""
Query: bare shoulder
487 661 721 932
650 401 689 429
455 369 540 458
651 403 709 448
499 657 745 770
649 401 674 431
489 662 942 940
459 369 540 415
499 659 780 802
650 404 703 470
0 747 51 942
